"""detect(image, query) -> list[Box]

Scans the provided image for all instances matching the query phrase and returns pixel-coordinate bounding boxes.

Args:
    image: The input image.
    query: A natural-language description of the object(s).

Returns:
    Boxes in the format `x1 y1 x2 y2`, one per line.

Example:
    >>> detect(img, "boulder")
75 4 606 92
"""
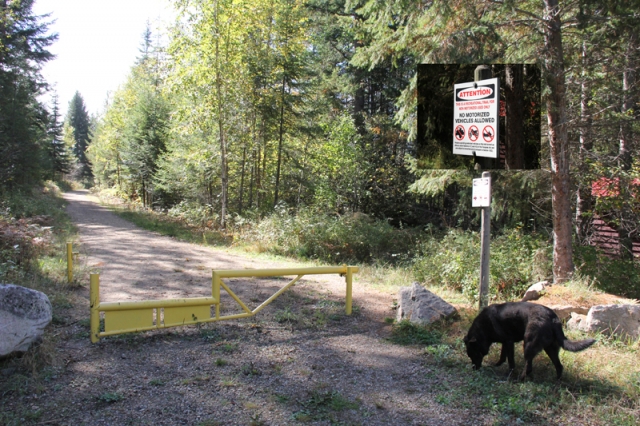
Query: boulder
521 281 550 302
397 282 457 325
549 305 589 320
0 284 52 357
583 304 640 339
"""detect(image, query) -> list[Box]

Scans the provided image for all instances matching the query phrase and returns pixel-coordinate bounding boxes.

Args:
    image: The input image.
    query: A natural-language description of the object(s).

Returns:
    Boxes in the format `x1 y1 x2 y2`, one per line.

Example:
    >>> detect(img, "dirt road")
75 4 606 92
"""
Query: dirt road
3 190 495 425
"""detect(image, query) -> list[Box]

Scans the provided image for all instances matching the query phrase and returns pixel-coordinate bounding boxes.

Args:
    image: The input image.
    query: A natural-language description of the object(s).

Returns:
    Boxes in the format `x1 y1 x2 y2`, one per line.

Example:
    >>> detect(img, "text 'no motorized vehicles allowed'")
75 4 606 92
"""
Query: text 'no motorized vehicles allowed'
452 77 499 158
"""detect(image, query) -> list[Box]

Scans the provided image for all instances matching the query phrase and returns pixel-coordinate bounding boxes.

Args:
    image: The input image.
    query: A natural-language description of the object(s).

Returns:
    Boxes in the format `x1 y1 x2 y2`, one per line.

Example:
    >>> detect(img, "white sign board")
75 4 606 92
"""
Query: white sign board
453 77 499 158
472 177 491 207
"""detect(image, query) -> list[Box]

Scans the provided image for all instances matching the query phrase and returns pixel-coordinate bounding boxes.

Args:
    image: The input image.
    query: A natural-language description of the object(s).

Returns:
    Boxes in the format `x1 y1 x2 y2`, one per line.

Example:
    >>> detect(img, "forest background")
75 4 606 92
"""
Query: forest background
2 0 640 302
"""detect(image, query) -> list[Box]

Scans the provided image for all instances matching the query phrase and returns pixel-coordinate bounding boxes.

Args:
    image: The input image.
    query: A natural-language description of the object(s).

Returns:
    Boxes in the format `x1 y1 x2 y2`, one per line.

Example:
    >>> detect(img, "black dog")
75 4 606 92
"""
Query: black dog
464 302 596 380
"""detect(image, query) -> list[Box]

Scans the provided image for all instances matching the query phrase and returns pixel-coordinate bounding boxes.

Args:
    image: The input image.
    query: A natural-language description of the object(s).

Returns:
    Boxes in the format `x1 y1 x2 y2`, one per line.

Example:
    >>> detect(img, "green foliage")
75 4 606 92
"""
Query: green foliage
574 246 640 299
96 392 124 403
239 207 416 264
413 228 552 303
0 0 57 189
292 389 359 422
274 306 298 324
389 320 445 346
65 92 93 185
0 183 72 281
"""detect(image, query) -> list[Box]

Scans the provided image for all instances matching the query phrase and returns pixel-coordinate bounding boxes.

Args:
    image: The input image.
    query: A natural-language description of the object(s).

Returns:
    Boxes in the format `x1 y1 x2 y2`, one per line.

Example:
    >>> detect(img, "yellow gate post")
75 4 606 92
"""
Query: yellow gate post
90 273 100 343
346 266 354 315
67 243 73 283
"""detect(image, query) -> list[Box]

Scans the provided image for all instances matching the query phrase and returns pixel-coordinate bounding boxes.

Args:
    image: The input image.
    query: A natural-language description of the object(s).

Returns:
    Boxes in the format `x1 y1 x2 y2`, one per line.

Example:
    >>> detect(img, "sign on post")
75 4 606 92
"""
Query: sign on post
472 177 491 207
452 78 499 158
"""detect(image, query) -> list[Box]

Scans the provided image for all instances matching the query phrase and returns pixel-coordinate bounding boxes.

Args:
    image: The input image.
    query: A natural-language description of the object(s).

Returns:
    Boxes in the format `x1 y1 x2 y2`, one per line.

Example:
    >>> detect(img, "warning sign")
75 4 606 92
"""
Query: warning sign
452 77 499 158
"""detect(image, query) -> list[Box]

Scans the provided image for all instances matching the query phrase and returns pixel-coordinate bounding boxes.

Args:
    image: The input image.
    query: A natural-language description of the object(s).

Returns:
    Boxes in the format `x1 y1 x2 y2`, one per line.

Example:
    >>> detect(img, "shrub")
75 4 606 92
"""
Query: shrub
238 207 417 264
574 245 640 299
413 228 551 303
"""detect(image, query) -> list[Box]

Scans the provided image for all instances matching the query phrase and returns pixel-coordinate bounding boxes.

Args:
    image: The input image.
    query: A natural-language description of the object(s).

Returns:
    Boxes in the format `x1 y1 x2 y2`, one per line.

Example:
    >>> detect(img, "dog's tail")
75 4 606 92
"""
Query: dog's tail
562 338 596 352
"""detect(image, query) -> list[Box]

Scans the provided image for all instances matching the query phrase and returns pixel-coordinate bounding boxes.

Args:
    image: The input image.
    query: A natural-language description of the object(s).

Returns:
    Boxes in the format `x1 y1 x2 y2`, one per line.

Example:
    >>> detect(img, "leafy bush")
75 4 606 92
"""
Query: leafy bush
574 245 640 299
0 183 70 281
167 200 217 228
239 207 417 264
413 228 551 303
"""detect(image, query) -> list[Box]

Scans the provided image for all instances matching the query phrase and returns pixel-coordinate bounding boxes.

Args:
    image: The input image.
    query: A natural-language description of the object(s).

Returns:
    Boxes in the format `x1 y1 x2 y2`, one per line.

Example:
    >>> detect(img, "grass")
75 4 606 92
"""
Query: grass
0 181 80 388
96 392 124 403
292 389 360 422
107 205 232 247
387 305 640 425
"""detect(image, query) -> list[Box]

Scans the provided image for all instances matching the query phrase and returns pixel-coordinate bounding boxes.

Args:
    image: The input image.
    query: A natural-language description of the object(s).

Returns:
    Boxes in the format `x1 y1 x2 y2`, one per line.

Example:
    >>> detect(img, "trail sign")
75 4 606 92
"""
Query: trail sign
453 77 499 158
472 177 491 207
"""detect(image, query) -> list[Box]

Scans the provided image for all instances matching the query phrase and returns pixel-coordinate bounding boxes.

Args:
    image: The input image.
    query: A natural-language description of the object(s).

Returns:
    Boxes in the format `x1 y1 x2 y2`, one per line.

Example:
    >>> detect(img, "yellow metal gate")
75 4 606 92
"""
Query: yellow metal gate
90 266 358 343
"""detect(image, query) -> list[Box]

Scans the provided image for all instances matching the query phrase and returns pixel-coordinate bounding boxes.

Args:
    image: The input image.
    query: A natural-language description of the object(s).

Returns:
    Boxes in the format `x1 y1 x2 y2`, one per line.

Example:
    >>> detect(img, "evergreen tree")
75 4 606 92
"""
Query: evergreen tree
66 92 93 184
46 94 71 180
0 0 56 188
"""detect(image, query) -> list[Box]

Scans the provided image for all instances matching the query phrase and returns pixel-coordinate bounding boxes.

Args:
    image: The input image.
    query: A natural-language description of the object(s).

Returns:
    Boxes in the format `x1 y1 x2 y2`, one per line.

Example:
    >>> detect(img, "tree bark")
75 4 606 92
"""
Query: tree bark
239 145 247 214
618 32 637 259
274 71 286 207
505 64 524 169
543 0 573 282
576 41 593 243
214 0 228 229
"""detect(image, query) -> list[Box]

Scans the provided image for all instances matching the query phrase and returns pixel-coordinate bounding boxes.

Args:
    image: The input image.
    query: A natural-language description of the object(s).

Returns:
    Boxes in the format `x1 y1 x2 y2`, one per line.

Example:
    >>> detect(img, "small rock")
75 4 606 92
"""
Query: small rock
521 281 549 302
566 312 588 332
550 305 589 320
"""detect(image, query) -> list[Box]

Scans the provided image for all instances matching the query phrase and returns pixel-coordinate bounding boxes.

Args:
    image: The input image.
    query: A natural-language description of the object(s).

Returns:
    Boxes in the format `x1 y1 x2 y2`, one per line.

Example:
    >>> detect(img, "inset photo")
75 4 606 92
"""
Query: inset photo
416 64 541 170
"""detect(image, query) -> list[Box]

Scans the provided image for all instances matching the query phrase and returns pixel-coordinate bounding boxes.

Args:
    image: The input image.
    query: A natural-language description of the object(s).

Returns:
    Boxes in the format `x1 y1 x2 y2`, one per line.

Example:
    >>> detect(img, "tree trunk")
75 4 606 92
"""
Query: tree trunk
505 64 524 169
239 145 246 214
618 32 637 259
214 0 227 229
543 0 573 282
576 41 593 243
274 71 286 207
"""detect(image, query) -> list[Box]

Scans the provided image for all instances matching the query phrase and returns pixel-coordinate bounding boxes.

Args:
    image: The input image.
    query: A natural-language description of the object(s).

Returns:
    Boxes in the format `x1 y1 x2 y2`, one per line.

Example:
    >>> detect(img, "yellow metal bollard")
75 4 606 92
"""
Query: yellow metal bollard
345 266 353 315
90 274 100 343
212 270 221 320
66 243 73 282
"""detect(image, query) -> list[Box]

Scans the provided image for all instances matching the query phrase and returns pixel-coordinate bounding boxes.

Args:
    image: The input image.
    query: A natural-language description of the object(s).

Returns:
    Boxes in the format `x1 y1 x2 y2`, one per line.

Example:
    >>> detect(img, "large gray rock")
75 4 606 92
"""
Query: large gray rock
521 281 549 302
583 304 640 339
397 282 457 325
0 284 52 357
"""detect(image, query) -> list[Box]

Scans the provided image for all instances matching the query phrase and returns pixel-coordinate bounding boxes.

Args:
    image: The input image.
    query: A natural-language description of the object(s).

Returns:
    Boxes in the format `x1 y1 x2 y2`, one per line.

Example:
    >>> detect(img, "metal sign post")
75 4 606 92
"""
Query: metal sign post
473 172 491 308
453 66 497 309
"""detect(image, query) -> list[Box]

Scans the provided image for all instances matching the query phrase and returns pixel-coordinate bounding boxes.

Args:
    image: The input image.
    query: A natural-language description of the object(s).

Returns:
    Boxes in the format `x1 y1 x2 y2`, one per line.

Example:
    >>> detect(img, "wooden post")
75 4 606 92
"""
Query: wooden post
479 171 491 309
